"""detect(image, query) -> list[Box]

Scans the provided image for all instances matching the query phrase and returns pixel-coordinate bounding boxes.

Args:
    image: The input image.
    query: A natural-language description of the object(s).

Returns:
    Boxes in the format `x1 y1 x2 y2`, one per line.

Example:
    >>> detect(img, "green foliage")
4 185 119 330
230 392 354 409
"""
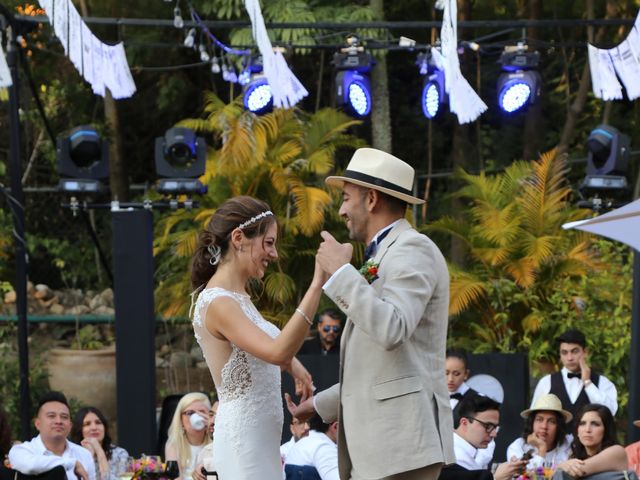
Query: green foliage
0 322 49 437
70 324 113 350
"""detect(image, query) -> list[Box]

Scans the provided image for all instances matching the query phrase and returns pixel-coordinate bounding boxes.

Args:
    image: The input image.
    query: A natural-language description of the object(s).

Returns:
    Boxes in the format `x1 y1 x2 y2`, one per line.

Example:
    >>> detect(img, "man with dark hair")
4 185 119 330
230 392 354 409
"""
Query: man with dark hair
284 414 339 480
280 417 311 463
9 392 95 480
439 395 526 480
299 308 343 355
530 328 618 429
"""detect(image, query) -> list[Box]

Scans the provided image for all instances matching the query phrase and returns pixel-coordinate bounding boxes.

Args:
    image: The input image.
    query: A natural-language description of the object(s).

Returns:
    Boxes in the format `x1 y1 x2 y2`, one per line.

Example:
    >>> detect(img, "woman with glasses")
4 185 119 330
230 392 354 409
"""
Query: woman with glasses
556 403 628 478
506 394 572 470
165 392 212 480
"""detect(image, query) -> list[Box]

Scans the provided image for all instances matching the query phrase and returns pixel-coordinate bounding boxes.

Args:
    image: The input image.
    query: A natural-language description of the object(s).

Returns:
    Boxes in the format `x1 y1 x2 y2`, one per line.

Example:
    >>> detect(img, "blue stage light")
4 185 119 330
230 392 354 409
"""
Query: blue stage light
497 47 541 114
498 79 532 113
243 76 273 115
421 69 446 119
336 70 371 117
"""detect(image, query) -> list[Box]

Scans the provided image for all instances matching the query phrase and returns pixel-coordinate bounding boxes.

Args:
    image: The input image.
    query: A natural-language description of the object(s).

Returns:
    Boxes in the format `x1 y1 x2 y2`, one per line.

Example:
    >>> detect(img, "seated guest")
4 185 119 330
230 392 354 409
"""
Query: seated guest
627 418 640 475
506 394 572 469
70 406 129 480
439 395 526 480
298 309 342 356
284 414 338 480
165 392 212 480
280 417 310 463
446 349 493 467
531 329 618 431
556 403 628 478
8 391 95 480
193 401 219 480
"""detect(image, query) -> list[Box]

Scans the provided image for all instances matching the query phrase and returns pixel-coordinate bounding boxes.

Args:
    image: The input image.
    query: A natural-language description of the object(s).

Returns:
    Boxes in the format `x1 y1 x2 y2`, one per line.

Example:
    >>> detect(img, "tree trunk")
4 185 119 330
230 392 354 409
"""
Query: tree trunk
369 0 392 152
522 0 544 161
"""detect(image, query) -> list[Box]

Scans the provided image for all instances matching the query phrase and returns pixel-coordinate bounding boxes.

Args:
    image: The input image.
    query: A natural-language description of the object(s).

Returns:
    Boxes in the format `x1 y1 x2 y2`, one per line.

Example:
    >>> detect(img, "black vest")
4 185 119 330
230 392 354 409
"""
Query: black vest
452 388 480 429
549 371 600 431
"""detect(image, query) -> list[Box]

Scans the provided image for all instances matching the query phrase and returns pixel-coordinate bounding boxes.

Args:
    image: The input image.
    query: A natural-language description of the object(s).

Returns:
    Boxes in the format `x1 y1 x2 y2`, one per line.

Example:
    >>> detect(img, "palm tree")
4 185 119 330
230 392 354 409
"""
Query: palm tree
153 93 364 320
424 149 597 351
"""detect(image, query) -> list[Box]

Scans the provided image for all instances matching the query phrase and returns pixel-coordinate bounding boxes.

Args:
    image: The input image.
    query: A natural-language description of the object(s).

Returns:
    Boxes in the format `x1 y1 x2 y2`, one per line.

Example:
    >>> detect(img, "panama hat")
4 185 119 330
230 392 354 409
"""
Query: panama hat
325 148 425 205
634 419 640 428
520 394 573 424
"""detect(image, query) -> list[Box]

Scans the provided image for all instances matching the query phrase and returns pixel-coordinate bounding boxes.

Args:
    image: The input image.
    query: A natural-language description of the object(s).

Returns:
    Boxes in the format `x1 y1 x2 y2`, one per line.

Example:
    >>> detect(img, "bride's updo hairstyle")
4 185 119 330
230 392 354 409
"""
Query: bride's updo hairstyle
191 196 277 289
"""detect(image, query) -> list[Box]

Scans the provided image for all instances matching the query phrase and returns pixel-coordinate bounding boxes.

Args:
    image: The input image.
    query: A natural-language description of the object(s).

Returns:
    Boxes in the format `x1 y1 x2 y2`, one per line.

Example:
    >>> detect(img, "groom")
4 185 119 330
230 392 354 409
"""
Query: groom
290 148 454 480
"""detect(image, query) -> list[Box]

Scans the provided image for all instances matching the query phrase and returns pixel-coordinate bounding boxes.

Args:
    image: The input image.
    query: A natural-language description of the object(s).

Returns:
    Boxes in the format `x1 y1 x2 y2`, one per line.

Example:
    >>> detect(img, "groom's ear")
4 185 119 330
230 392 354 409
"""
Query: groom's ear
365 189 382 212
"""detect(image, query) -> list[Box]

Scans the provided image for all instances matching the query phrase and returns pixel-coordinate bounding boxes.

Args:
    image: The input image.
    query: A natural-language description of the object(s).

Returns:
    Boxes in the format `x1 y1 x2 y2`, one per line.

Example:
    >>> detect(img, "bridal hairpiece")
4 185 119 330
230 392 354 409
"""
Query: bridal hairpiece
238 210 273 229
207 244 221 266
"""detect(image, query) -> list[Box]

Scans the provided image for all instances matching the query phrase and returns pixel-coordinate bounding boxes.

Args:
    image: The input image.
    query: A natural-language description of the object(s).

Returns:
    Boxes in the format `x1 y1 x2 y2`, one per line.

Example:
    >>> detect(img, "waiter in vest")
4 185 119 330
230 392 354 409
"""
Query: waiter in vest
530 329 617 430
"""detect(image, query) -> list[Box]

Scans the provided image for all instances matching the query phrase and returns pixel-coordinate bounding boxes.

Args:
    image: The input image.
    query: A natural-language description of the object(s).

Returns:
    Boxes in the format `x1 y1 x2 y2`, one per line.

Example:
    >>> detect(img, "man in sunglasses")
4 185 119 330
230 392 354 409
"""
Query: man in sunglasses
438 395 527 480
298 308 343 356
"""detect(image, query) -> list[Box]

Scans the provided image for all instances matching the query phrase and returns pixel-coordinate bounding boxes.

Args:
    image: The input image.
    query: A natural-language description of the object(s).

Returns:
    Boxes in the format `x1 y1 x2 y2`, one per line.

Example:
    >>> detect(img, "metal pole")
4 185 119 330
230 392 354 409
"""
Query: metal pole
628 251 640 442
5 18 32 440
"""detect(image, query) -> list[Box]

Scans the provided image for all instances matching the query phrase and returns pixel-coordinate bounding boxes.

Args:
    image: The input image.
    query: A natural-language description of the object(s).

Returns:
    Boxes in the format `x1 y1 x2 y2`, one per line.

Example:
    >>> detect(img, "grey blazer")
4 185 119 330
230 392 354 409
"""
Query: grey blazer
315 219 455 479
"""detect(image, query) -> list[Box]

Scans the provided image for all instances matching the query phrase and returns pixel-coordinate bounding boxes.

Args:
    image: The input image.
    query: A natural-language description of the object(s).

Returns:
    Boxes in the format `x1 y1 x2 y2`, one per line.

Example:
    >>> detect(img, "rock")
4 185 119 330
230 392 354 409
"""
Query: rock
89 294 105 311
34 284 53 300
4 290 16 304
92 306 115 316
196 361 208 369
190 346 203 362
49 303 65 315
38 295 59 308
159 344 171 355
99 288 114 307
67 305 90 315
156 356 168 368
169 351 192 368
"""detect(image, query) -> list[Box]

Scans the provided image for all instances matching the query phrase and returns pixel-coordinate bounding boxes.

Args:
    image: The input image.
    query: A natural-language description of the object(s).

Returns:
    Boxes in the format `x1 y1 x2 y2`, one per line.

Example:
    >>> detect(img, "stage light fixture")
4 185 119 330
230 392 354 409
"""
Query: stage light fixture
580 124 631 198
333 35 374 118
497 45 541 114
57 125 109 193
240 55 273 115
154 127 206 194
416 51 447 120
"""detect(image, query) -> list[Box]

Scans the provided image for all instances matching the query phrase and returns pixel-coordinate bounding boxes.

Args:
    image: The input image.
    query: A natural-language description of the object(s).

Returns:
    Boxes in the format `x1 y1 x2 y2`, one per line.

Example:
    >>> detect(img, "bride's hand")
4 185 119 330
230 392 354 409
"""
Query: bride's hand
310 258 329 288
288 357 314 399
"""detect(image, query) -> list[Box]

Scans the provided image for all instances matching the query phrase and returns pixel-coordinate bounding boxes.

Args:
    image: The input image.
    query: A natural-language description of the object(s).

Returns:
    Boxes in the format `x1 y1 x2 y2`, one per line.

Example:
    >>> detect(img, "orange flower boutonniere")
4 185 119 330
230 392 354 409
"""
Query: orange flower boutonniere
359 259 380 284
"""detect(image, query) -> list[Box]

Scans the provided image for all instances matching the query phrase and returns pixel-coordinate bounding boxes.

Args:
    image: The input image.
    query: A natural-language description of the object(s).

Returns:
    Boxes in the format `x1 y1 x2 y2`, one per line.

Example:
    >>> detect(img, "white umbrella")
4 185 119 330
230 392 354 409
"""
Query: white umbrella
562 198 640 251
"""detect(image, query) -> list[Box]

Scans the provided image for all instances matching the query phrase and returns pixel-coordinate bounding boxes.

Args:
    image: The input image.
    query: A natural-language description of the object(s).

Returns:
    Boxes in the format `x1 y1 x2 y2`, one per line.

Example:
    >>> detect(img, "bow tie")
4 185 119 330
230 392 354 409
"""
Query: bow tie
567 372 582 379
364 227 392 261
450 393 464 400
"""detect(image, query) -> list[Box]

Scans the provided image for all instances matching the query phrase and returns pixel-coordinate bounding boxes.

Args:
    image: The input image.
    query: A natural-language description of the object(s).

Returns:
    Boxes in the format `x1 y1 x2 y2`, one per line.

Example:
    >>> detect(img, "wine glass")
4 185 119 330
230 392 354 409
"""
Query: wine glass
164 460 180 480
117 457 135 480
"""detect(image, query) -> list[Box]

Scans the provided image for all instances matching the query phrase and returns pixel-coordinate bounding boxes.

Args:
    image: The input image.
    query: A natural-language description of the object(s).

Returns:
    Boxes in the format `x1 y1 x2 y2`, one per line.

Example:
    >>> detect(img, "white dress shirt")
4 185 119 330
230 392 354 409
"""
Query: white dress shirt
530 367 618 415
449 382 471 410
280 436 296 463
506 435 572 469
453 432 487 471
450 386 494 469
284 430 339 480
8 435 96 480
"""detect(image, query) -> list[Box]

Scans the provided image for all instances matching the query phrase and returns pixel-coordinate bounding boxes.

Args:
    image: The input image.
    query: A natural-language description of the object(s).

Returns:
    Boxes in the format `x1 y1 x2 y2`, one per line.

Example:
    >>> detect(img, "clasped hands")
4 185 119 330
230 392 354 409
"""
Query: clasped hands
314 231 353 279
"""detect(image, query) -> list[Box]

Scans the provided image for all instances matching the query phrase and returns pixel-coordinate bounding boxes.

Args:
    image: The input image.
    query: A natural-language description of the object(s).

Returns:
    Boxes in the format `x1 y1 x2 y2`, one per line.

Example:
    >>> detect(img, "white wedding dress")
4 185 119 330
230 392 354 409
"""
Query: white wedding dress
192 287 284 480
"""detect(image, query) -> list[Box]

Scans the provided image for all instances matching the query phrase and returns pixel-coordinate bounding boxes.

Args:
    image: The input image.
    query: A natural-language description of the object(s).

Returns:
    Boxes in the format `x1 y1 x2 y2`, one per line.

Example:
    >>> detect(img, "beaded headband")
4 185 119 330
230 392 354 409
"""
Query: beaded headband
238 210 273 229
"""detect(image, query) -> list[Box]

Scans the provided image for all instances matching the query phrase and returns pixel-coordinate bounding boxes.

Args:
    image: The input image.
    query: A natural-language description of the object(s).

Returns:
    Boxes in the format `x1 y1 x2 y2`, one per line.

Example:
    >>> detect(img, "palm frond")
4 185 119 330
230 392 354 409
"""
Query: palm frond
264 271 296 306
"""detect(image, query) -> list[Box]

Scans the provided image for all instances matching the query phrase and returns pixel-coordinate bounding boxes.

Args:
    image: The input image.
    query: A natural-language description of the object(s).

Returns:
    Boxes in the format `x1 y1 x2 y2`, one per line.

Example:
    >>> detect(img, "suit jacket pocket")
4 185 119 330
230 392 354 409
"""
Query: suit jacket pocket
372 375 423 400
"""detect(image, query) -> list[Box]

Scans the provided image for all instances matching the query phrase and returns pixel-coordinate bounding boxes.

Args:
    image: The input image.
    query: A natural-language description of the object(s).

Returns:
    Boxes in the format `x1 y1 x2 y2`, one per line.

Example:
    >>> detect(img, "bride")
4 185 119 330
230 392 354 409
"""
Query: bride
190 196 326 480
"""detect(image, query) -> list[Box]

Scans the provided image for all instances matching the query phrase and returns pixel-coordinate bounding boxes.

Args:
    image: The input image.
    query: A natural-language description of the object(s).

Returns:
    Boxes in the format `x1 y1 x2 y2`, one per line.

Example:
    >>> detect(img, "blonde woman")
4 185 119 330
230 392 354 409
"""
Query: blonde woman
165 392 212 480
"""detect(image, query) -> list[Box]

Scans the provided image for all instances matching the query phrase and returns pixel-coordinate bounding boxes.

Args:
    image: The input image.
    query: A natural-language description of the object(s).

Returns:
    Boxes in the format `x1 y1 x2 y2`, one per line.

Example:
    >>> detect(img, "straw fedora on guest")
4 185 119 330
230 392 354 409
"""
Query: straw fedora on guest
520 393 573 424
325 148 425 205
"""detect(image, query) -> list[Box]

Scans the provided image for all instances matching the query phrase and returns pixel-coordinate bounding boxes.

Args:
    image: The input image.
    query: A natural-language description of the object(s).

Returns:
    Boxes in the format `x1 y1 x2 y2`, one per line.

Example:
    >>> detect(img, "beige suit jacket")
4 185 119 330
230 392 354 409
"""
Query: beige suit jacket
315 219 455 479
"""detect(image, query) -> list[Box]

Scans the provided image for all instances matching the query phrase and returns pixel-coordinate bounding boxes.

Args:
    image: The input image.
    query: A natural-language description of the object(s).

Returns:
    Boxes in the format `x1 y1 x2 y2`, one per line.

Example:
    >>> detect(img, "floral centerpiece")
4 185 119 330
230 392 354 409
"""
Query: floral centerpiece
131 455 166 479
517 466 555 480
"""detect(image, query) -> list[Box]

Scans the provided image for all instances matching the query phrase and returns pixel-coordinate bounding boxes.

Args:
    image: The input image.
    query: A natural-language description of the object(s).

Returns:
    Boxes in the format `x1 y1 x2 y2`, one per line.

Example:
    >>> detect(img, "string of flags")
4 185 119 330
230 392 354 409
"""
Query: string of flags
36 0 136 99
588 9 640 101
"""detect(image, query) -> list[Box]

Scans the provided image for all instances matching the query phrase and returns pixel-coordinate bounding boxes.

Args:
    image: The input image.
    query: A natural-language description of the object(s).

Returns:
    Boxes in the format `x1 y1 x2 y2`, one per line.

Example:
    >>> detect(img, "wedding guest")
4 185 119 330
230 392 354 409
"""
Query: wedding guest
284 414 339 480
531 329 618 430
280 417 310 463
165 393 212 480
298 309 342 356
506 394 572 469
625 418 640 475
556 403 628 478
8 391 95 480
70 406 129 480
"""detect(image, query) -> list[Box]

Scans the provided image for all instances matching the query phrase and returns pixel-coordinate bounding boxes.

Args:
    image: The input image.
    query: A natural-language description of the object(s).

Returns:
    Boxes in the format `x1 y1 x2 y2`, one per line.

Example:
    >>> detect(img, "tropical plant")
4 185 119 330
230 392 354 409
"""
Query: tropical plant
153 94 364 321
425 149 597 352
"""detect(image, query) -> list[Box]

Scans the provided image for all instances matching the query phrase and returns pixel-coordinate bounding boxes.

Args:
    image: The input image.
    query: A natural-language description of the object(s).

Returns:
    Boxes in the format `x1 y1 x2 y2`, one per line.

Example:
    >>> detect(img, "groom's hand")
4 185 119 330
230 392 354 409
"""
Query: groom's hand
317 231 353 275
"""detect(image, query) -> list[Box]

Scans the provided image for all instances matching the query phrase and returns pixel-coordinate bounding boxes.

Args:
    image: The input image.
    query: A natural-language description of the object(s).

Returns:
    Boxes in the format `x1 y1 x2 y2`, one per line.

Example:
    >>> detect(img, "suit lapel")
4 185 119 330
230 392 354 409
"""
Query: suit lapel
373 219 411 264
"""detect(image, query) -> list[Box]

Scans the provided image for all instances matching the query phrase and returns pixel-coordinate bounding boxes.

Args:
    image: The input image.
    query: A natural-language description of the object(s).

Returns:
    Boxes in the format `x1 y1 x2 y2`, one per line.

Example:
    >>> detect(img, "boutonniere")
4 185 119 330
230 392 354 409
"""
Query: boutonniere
359 259 379 284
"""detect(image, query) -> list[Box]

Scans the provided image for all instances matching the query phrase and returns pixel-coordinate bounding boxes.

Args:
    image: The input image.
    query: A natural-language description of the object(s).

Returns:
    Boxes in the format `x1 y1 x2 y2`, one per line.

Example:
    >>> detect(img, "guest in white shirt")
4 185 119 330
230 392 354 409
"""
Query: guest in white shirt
280 417 310 463
530 329 618 431
439 395 526 480
8 391 95 480
284 414 338 480
506 393 572 470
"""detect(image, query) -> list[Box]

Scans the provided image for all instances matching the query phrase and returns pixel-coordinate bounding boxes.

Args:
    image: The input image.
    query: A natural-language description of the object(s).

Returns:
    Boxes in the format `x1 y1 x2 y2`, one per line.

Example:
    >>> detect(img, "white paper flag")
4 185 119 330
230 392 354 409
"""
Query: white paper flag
81 22 94 86
588 44 623 100
91 35 105 97
243 0 308 109
0 46 12 88
67 1 83 72
52 0 69 54
38 0 53 17
610 40 640 100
